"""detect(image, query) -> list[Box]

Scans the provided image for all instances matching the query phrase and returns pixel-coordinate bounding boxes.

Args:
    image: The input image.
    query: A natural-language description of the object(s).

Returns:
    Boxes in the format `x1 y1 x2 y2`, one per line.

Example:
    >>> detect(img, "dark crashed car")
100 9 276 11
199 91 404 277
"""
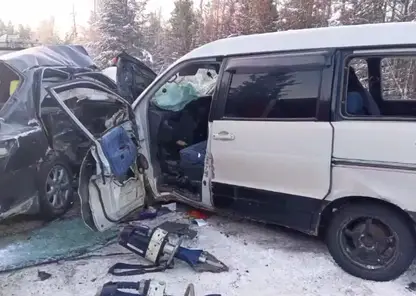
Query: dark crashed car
0 45 156 221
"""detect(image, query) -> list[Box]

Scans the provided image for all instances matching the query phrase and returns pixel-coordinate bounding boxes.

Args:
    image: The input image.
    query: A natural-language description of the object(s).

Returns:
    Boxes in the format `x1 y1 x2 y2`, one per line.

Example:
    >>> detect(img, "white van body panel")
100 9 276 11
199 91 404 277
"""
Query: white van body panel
328 121 416 211
210 120 333 199
332 121 416 164
326 166 416 211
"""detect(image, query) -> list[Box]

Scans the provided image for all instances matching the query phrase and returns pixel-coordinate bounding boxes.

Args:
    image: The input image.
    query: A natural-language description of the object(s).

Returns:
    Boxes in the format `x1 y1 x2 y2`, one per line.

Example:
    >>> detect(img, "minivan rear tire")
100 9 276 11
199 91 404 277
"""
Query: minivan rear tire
326 202 415 281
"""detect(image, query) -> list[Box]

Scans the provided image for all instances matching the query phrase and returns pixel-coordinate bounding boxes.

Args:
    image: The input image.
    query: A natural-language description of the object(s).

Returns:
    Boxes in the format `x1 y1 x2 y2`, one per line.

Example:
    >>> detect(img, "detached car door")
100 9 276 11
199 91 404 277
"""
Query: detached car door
42 80 147 231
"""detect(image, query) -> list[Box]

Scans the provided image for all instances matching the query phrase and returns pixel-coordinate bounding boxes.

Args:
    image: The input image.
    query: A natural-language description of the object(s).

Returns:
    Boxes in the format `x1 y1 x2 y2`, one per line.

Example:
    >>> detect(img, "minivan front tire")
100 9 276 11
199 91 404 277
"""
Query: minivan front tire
326 202 415 281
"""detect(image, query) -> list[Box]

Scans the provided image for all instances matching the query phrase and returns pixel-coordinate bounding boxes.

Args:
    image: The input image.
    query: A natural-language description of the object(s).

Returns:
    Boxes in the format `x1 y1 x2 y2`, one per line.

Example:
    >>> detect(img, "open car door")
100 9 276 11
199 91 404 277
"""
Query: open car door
102 52 157 104
42 80 148 232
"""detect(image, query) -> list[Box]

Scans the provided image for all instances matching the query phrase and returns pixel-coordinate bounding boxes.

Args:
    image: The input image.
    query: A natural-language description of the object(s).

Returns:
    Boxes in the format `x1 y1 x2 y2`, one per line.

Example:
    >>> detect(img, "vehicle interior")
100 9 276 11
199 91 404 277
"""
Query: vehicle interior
0 63 20 110
344 56 416 117
147 62 220 200
40 84 128 167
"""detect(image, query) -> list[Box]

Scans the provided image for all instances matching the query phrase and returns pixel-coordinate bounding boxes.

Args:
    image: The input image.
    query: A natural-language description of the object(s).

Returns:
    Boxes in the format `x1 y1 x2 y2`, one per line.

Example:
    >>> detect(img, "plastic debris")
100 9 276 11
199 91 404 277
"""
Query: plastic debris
187 210 209 220
192 219 208 227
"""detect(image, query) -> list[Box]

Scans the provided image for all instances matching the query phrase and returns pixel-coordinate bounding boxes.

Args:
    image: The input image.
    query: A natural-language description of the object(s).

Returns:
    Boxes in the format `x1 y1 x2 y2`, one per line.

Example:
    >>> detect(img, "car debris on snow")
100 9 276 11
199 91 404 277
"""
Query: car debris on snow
96 280 222 296
1 212 416 296
37 270 52 281
109 221 228 275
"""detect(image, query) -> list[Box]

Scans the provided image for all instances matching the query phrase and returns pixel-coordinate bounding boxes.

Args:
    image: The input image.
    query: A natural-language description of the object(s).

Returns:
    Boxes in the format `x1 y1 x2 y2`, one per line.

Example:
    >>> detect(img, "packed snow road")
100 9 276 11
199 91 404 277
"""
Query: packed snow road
1 212 415 296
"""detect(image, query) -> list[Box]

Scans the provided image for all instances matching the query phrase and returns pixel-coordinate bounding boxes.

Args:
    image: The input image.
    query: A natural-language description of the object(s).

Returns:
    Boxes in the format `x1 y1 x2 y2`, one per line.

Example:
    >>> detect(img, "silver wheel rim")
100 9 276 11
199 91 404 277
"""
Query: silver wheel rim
45 164 71 209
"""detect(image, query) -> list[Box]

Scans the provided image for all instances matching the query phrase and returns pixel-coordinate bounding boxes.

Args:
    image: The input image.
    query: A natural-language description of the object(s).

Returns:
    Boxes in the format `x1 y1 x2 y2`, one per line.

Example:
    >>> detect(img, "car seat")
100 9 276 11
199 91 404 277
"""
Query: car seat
346 67 381 116
346 91 366 115
179 141 207 183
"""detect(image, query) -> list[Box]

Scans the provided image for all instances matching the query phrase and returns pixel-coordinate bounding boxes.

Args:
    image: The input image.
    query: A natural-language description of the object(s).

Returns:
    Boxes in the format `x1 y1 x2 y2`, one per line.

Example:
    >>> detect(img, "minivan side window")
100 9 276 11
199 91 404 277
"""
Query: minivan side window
223 69 322 120
342 54 416 119
381 57 416 101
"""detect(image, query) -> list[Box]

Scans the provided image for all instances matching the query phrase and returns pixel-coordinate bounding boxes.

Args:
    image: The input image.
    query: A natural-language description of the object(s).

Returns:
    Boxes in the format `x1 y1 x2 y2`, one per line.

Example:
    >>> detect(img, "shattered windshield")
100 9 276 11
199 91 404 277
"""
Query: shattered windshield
152 68 218 112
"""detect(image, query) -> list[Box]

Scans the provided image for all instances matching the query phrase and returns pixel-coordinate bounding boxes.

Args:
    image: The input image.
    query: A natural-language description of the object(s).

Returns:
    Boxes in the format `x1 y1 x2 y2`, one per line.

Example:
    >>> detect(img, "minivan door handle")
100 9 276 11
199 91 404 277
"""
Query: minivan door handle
212 131 235 141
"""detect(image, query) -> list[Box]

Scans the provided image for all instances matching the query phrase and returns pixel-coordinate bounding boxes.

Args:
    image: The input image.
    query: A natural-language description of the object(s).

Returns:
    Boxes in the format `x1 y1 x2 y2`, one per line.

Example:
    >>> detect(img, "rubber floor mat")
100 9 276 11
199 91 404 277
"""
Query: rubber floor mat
0 217 117 272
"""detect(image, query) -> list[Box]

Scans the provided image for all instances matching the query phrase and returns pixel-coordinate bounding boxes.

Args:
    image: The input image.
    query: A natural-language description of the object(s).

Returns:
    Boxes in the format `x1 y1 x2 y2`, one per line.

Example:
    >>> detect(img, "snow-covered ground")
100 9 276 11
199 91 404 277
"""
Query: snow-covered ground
1 212 415 296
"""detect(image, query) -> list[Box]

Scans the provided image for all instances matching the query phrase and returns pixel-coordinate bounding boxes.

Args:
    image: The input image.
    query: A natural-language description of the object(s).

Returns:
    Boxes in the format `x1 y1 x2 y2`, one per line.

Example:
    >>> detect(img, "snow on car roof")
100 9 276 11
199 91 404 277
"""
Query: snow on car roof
180 22 416 61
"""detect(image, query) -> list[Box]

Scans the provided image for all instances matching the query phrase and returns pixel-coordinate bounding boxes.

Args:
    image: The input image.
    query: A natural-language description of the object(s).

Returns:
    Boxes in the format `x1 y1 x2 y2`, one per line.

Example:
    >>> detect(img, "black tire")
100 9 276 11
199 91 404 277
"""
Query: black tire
326 202 416 281
37 154 74 220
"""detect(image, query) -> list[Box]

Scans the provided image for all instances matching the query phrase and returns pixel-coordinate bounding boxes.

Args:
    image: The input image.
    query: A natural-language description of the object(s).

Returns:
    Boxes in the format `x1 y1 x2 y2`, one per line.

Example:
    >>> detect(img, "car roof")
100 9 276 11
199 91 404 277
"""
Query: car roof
179 22 416 62
0 45 95 72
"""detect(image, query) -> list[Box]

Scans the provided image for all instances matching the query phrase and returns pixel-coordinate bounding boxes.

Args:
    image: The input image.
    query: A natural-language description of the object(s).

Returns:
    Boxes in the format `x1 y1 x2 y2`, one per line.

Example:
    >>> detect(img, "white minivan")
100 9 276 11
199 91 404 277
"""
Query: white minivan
42 22 416 282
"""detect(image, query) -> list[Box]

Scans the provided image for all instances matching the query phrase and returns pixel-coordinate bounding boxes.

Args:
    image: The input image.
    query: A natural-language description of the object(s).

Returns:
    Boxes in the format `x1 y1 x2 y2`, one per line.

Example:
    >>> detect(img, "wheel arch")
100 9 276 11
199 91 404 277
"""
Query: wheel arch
36 148 73 173
317 196 416 238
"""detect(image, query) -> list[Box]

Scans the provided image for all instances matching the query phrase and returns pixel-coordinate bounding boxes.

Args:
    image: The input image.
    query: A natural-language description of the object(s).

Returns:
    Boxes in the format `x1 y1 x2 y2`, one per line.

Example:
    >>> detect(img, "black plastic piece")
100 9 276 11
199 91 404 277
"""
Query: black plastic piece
98 282 142 296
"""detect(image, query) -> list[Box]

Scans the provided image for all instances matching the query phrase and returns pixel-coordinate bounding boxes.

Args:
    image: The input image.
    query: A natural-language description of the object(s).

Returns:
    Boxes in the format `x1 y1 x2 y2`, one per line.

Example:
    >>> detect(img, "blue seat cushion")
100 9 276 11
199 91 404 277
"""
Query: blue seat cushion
346 91 366 115
179 141 207 181
100 126 137 178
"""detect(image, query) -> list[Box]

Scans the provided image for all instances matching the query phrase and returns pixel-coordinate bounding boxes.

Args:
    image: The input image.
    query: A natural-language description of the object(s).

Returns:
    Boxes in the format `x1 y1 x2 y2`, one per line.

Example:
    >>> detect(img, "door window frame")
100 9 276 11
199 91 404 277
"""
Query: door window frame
209 50 335 122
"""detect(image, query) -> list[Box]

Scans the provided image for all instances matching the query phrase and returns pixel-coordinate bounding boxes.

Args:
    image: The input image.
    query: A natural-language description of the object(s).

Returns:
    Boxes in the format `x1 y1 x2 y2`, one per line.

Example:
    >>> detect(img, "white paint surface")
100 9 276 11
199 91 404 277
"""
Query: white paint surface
327 120 416 211
210 120 332 199
1 212 414 296
333 121 416 164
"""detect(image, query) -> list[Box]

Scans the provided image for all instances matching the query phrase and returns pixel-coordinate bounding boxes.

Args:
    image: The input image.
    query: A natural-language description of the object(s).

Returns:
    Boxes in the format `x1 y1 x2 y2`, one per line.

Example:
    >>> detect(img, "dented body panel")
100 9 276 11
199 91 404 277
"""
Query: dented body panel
0 45 98 220
0 125 47 218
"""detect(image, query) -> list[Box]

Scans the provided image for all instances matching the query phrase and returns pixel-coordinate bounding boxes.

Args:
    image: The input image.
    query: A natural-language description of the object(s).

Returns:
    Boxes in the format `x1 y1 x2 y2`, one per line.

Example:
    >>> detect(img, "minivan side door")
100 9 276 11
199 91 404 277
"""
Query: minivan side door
208 51 334 233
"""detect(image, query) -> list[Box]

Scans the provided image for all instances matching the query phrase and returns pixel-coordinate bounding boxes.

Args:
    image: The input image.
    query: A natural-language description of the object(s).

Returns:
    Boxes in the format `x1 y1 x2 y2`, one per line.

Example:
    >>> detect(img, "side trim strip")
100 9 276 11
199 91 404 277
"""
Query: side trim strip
332 158 416 172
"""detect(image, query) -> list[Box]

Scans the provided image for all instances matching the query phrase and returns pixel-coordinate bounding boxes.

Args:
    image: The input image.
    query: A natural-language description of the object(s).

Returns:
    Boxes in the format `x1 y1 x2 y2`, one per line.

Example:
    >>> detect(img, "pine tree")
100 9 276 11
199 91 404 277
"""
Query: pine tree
0 20 6 36
192 0 206 47
277 0 329 30
142 10 167 72
234 0 277 35
17 24 33 42
221 0 239 37
92 0 148 67
252 0 278 33
78 12 101 59
233 0 252 35
167 0 197 59
6 21 14 35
